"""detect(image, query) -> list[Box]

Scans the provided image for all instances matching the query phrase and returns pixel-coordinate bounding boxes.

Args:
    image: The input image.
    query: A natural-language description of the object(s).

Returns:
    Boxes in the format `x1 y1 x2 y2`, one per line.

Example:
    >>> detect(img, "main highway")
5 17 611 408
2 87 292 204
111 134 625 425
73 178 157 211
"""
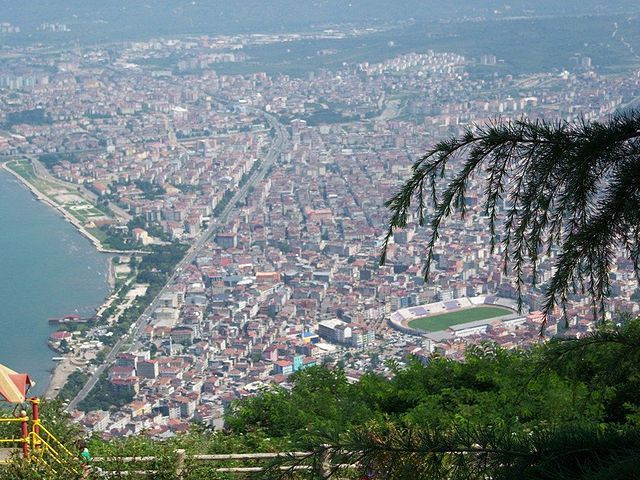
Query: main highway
66 103 288 411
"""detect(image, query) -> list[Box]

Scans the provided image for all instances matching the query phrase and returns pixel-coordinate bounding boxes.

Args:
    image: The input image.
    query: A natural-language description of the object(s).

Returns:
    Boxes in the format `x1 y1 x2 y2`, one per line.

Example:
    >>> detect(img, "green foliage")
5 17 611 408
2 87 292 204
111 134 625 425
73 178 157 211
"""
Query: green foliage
88 436 178 480
325 422 640 480
224 320 640 479
77 374 133 412
174 184 203 194
0 401 86 480
79 243 180 348
98 224 141 250
38 153 78 169
274 241 292 253
213 190 234 217
4 322 640 478
0 400 81 449
58 371 89 402
225 343 603 446
2 459 55 480
134 180 166 200
4 109 51 128
128 216 172 242
539 314 640 424
137 244 187 279
226 367 380 439
239 160 262 188
89 427 297 479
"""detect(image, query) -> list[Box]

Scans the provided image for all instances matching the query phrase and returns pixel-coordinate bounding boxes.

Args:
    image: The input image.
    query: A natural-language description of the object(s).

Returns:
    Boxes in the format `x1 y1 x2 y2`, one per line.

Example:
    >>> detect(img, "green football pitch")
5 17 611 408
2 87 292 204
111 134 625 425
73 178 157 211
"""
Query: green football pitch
408 306 513 332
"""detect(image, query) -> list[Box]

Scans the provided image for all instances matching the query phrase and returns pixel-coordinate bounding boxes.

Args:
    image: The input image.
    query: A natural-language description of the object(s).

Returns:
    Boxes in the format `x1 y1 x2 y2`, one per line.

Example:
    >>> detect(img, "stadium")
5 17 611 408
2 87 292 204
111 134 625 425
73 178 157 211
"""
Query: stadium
389 295 522 338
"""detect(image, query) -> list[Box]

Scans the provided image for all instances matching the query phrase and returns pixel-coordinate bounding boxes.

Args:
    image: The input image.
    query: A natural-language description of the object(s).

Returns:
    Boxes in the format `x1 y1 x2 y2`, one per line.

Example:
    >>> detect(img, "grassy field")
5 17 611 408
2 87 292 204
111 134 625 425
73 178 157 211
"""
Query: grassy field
409 306 513 333
7 158 110 228
7 159 61 196
64 204 105 222
7 159 38 183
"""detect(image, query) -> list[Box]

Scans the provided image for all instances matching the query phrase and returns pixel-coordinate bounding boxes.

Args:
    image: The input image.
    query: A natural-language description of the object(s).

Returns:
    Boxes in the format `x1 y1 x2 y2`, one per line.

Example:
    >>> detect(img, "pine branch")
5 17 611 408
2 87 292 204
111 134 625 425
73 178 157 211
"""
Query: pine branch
259 421 640 480
382 111 640 323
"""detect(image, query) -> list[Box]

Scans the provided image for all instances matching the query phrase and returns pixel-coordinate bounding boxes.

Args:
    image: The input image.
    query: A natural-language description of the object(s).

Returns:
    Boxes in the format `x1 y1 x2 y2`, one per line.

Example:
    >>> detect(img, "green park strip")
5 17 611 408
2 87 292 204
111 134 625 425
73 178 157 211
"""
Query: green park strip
408 306 513 332
7 159 39 184
3 158 131 252
7 158 67 200
7 158 107 221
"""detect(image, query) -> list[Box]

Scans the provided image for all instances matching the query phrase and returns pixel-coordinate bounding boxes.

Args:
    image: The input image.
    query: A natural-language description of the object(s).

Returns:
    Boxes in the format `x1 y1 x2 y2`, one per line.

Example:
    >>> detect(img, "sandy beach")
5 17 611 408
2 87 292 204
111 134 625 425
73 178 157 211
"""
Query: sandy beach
44 356 77 399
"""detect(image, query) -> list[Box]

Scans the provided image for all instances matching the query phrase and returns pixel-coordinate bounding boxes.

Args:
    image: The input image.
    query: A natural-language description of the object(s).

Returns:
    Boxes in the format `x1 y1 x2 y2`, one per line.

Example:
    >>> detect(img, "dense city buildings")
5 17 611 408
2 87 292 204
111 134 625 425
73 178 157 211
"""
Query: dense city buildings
2 30 640 437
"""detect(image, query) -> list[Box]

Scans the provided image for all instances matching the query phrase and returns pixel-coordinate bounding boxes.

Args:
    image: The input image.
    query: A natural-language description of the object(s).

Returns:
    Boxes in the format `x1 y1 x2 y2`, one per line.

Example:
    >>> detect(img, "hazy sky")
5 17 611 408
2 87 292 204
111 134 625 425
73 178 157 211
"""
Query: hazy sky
1 1 638 38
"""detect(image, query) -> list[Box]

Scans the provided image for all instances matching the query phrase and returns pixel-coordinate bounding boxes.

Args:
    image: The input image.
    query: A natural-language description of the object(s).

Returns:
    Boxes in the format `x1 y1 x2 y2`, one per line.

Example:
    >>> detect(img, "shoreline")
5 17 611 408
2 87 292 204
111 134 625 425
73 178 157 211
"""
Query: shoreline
1 161 121 398
3 158 151 401
44 355 90 399
1 161 129 254
43 258 123 399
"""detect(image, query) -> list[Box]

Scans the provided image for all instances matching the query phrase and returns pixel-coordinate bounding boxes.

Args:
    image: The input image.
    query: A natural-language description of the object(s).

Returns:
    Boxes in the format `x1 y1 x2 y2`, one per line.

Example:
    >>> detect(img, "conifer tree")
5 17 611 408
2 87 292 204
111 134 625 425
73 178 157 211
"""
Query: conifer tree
382 112 640 325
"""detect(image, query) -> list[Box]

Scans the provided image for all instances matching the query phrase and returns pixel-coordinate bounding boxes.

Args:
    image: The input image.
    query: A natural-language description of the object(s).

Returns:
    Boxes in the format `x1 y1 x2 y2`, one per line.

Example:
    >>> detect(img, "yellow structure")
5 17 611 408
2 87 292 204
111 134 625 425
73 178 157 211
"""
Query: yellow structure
0 363 82 476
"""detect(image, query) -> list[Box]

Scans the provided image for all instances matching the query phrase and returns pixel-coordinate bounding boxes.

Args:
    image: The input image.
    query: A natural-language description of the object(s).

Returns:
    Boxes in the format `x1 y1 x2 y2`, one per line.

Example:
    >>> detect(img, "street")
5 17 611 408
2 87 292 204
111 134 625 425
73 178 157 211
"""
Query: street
66 103 288 411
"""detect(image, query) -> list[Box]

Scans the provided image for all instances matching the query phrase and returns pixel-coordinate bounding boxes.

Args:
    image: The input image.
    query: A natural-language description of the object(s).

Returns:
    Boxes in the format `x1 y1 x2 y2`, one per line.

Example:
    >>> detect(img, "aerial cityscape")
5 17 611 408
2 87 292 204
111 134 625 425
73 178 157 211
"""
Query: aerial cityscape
1 2 640 476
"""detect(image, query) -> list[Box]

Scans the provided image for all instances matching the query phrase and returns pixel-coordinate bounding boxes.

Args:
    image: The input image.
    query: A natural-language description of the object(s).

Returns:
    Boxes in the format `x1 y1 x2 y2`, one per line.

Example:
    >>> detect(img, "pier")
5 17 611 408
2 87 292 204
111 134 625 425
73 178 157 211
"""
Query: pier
47 315 93 325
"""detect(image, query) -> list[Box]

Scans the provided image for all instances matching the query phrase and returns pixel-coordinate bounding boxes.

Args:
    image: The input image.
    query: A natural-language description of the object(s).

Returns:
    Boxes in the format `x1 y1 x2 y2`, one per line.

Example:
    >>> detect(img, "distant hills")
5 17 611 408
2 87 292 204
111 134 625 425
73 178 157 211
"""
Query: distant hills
1 0 639 44
2 0 639 77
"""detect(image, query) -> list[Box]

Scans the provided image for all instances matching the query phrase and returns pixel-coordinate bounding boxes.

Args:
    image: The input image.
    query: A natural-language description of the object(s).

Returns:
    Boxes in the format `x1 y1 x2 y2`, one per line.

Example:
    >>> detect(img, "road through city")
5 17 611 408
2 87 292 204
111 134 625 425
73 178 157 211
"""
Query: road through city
66 104 288 411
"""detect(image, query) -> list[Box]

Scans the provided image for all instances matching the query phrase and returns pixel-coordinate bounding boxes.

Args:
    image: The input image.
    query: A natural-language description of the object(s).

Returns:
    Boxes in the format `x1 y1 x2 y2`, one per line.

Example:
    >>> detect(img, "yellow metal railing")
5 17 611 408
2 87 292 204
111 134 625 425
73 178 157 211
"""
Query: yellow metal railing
0 417 26 423
35 422 80 459
0 414 29 463
0 413 82 474
28 424 83 475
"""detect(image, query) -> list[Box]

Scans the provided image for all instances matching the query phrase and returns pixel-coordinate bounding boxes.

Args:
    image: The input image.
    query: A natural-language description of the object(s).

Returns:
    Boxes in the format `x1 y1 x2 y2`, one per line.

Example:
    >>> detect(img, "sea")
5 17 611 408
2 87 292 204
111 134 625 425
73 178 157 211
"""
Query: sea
0 170 110 395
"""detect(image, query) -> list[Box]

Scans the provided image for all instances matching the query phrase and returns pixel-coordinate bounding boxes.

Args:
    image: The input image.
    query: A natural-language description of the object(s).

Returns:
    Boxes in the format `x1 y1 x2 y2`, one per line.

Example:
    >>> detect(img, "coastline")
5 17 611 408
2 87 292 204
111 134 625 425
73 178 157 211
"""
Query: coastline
1 160 120 254
1 161 119 398
43 258 121 399
44 356 82 399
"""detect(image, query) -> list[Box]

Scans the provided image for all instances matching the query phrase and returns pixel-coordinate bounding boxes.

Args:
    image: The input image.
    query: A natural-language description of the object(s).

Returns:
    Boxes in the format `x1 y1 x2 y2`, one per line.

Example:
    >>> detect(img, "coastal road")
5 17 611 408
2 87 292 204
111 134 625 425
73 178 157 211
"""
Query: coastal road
66 103 288 411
